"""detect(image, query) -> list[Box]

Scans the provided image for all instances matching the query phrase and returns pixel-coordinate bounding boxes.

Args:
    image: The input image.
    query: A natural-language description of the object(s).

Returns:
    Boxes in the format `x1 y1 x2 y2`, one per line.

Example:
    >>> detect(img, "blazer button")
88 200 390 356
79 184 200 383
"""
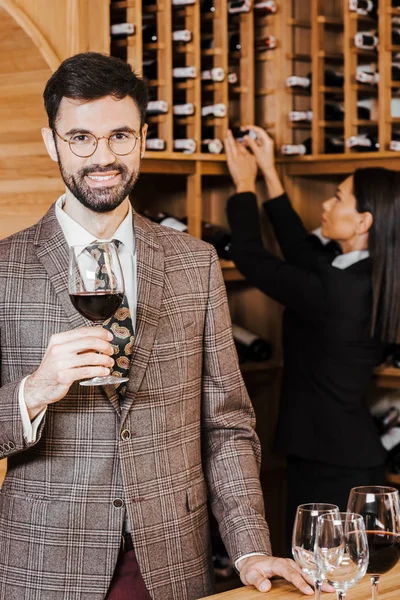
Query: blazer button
121 429 131 441
113 498 125 509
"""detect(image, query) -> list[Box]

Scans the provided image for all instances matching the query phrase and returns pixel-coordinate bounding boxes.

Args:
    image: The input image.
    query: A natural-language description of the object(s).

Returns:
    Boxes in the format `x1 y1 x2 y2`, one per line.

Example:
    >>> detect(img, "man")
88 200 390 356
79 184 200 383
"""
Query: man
0 53 312 600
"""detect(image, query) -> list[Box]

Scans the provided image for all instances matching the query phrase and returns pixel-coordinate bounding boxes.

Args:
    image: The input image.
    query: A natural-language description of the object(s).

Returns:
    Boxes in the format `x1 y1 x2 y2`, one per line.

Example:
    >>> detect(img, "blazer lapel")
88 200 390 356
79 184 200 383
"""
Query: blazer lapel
33 205 121 413
121 212 164 421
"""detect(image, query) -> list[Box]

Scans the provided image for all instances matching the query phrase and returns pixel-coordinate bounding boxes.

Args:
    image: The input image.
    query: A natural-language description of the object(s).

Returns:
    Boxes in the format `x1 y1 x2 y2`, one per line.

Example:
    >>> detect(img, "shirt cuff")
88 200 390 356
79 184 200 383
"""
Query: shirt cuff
235 552 268 571
19 376 47 443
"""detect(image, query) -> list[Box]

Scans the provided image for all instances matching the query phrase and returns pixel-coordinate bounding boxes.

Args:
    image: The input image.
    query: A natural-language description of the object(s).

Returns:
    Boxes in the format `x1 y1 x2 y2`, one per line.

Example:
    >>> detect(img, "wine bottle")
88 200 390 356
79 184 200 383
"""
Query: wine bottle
254 0 277 14
144 210 233 259
146 100 169 115
289 110 313 122
172 66 197 78
201 138 224 154
174 138 197 153
255 36 277 51
389 131 400 151
201 103 227 117
200 0 216 11
229 33 242 53
230 127 258 141
142 24 158 43
391 345 400 367
173 103 195 116
354 31 378 49
228 0 252 13
393 28 400 45
145 127 166 151
172 0 196 5
142 60 158 80
228 72 238 84
393 62 400 80
201 67 225 82
110 23 135 37
373 406 400 435
349 0 378 18
346 133 379 151
356 63 379 84
281 135 345 155
324 101 372 121
286 69 344 90
173 29 192 42
232 324 273 363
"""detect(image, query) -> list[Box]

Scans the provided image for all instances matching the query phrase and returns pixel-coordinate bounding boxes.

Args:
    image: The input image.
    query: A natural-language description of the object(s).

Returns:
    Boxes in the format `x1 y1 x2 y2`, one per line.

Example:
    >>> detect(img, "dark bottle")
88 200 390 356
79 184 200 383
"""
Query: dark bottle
230 127 258 141
349 0 378 19
200 0 216 11
142 24 158 44
142 60 158 80
286 69 344 91
143 211 233 259
324 101 371 121
391 345 400 367
354 31 378 49
255 36 277 51
390 131 400 151
346 133 379 151
110 23 135 38
228 0 251 13
281 135 345 156
393 63 400 81
373 407 400 435
232 324 273 363
229 32 241 53
393 28 400 45
145 127 165 151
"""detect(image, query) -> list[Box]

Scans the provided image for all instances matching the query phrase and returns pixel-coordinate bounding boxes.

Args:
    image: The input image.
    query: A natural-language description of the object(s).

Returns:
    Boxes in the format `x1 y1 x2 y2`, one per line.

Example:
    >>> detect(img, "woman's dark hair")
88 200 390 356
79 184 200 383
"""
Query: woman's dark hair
43 52 148 129
353 167 400 343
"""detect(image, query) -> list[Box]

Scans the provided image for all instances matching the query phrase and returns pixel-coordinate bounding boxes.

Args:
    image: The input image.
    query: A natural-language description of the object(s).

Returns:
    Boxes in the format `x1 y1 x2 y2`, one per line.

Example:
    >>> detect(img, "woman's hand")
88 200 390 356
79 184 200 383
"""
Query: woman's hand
241 125 284 198
225 129 258 194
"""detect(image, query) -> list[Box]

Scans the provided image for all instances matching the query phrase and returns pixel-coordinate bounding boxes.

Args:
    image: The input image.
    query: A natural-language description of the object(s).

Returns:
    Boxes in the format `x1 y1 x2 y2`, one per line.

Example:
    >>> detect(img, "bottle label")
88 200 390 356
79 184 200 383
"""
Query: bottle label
201 67 225 82
256 35 277 50
349 0 374 15
228 0 251 13
228 72 238 84
172 0 196 5
254 0 277 13
173 66 197 78
285 76 311 88
232 324 258 345
174 138 197 153
289 110 313 122
160 217 188 232
146 100 169 114
173 103 195 115
146 139 166 151
354 32 378 49
356 69 379 84
173 29 192 42
111 23 135 36
201 103 227 117
346 135 372 148
202 139 224 154
390 140 400 151
281 144 307 156
381 427 400 452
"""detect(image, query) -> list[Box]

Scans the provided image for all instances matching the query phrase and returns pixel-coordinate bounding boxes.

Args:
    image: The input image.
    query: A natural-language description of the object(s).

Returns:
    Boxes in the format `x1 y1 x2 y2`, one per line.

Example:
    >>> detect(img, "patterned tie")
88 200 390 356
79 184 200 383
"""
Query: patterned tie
90 241 134 398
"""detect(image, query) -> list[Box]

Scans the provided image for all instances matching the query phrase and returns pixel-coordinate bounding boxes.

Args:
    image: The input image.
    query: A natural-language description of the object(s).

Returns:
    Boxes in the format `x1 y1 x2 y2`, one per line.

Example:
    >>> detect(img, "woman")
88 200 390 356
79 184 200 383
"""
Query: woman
225 126 400 554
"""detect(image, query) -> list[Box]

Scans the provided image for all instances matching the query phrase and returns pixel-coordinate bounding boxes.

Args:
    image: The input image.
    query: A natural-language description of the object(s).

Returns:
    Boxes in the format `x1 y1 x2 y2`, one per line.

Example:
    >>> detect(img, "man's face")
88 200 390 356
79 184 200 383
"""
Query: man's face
43 95 146 213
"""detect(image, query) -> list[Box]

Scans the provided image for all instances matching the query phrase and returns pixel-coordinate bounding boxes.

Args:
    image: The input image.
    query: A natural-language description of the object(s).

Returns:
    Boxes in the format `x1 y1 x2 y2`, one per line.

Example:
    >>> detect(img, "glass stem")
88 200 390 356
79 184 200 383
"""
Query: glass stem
314 579 323 600
371 576 380 600
336 591 346 600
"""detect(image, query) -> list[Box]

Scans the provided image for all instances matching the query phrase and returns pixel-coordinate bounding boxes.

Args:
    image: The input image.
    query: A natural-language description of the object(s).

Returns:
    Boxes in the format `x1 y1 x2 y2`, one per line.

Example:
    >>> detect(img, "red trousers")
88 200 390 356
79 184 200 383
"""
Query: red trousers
106 541 152 600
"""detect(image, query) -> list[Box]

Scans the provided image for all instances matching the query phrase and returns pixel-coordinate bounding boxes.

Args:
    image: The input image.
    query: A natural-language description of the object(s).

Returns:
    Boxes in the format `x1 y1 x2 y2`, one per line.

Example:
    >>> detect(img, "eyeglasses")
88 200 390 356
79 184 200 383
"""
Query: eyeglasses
53 128 142 158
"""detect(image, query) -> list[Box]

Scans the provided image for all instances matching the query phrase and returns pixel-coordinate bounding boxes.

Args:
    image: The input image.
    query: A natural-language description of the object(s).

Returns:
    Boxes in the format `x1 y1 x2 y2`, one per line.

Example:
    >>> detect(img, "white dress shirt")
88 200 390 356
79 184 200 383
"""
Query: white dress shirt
20 194 137 443
312 227 370 268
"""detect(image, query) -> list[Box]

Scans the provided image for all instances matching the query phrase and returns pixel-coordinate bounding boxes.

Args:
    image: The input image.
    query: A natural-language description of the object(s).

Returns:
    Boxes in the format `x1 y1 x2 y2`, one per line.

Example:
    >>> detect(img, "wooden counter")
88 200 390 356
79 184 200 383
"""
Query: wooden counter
200 562 400 599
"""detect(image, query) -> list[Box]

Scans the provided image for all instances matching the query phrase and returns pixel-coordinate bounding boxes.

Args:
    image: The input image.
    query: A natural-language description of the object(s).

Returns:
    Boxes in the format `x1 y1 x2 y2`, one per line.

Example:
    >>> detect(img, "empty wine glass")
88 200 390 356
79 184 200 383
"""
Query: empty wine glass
69 241 128 386
347 486 400 600
292 503 339 600
315 512 369 600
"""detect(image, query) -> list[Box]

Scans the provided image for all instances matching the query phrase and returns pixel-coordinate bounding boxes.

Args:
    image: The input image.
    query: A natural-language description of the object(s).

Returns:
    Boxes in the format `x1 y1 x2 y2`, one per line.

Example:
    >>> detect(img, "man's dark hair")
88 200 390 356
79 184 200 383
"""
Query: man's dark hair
43 52 148 129
353 167 400 343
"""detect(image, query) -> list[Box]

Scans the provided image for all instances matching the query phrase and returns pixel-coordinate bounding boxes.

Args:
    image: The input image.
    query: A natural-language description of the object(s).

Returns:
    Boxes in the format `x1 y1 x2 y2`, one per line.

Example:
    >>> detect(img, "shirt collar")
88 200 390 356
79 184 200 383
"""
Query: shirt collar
331 250 369 270
55 194 136 254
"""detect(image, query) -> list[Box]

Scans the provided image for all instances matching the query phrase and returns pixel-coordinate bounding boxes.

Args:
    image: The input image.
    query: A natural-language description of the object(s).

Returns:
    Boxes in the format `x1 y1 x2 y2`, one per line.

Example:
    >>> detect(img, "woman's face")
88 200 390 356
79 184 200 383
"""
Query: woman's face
321 176 363 242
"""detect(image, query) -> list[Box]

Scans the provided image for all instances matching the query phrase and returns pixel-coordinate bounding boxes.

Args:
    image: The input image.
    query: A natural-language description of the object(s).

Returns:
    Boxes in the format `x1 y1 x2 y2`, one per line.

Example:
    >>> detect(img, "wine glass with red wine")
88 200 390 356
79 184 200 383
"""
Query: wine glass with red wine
347 486 400 600
68 241 129 386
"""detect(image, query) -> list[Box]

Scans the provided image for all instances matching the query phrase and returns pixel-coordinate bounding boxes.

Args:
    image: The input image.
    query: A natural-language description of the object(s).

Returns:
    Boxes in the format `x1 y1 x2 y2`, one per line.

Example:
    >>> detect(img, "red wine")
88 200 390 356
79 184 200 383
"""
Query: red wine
70 292 123 322
366 530 400 575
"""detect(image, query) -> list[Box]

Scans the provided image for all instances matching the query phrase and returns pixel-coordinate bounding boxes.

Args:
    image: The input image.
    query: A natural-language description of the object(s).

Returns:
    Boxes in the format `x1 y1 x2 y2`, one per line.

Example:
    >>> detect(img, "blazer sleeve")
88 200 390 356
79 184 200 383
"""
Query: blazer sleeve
226 192 328 322
201 247 272 563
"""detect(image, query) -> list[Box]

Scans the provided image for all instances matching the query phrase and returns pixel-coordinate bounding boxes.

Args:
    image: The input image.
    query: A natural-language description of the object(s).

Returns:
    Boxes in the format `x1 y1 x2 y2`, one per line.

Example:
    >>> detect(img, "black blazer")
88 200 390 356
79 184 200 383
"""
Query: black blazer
227 192 387 468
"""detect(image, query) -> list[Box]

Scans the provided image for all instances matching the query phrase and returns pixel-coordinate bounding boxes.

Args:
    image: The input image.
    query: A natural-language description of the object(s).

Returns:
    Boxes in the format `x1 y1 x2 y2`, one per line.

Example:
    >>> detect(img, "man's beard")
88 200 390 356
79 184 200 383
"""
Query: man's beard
58 158 140 214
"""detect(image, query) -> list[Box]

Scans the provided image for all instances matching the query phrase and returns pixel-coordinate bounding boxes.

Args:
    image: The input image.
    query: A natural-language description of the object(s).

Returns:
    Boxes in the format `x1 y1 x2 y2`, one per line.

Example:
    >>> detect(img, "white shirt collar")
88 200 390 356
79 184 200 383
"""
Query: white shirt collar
311 227 369 269
55 194 135 254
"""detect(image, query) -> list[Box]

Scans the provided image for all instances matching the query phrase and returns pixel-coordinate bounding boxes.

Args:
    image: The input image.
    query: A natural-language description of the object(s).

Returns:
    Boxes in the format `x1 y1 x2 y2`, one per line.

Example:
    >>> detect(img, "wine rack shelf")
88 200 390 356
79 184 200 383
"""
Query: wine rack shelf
373 364 400 389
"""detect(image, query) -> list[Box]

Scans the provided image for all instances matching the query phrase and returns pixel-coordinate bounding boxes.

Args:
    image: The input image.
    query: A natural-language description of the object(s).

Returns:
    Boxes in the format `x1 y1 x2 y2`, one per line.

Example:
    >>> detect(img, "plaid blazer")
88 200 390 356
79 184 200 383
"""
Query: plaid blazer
0 204 271 600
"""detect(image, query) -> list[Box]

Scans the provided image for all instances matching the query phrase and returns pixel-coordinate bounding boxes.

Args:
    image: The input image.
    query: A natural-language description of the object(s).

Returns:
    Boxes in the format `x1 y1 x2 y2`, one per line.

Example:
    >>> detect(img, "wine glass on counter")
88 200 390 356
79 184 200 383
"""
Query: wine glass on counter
347 486 400 600
292 503 339 600
68 241 128 386
315 512 369 600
